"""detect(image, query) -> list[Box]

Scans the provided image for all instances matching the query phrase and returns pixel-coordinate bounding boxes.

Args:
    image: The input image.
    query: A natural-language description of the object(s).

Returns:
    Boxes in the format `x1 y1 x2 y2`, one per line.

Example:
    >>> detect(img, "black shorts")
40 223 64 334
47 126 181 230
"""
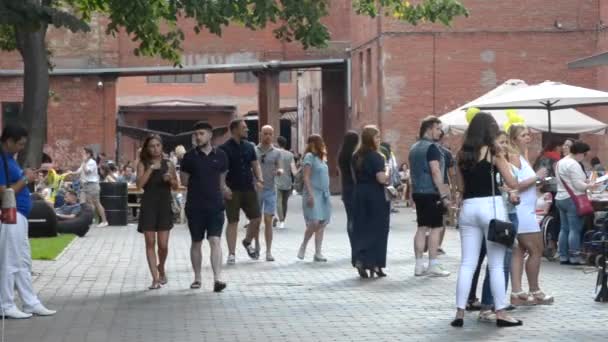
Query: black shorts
186 209 225 242
412 193 445 228
224 190 261 224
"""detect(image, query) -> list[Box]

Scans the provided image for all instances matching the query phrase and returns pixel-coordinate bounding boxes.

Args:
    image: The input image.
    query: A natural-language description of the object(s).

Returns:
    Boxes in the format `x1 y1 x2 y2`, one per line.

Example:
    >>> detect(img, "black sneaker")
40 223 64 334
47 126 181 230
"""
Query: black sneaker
242 239 257 259
213 281 226 293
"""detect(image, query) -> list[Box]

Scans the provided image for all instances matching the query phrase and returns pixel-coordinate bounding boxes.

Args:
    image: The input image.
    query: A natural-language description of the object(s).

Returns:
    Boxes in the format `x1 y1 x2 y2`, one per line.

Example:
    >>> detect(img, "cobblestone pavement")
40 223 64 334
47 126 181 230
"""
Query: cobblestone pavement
2 197 606 342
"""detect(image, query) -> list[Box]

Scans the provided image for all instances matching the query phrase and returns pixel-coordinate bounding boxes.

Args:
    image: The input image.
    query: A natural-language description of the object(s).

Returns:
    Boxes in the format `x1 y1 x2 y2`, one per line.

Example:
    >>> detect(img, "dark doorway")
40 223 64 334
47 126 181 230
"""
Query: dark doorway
147 119 198 152
244 118 292 148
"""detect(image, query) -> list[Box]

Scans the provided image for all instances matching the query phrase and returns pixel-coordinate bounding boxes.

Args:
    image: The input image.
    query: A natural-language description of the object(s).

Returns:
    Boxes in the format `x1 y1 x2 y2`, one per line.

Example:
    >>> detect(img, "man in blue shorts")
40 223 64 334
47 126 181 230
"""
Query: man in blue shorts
255 125 283 261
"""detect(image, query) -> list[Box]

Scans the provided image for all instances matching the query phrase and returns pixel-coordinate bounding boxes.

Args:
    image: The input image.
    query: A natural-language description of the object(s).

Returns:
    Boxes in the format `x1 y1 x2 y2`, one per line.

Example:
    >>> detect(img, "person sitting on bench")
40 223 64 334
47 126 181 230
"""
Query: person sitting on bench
55 190 81 220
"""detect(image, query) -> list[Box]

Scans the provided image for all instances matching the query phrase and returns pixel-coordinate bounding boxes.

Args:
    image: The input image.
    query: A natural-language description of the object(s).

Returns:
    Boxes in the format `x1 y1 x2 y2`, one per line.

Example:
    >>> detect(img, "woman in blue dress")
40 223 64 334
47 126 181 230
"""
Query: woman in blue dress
297 135 332 262
351 126 391 278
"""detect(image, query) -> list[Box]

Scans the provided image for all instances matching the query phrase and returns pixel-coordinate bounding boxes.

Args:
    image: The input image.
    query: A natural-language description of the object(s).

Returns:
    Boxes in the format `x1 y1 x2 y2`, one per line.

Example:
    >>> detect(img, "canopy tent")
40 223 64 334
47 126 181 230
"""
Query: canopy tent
440 80 608 134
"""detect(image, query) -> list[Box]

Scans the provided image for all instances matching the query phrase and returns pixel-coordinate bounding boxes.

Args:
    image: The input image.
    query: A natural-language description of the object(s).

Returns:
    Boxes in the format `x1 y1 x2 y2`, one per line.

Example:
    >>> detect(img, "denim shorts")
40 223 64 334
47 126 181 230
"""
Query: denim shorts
258 188 277 215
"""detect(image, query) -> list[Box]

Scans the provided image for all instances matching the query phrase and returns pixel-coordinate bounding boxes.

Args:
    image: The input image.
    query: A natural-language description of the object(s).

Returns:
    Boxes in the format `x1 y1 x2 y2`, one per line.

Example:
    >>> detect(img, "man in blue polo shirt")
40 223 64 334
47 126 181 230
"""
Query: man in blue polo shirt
180 122 230 292
0 124 56 318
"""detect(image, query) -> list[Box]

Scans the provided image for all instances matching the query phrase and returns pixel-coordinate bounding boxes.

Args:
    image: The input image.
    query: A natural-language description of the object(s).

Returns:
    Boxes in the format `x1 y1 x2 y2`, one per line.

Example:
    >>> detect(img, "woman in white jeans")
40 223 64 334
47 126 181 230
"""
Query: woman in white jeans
452 112 521 328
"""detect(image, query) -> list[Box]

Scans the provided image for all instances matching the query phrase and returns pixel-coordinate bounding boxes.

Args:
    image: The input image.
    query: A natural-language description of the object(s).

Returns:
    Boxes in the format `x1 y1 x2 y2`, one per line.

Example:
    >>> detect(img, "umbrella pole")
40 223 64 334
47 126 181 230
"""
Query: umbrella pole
547 106 552 135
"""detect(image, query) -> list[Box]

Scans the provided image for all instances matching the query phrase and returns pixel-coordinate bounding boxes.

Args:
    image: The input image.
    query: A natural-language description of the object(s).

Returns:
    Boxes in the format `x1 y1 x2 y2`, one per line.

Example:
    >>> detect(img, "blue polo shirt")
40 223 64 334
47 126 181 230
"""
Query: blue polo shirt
219 138 257 192
181 147 229 211
0 153 32 217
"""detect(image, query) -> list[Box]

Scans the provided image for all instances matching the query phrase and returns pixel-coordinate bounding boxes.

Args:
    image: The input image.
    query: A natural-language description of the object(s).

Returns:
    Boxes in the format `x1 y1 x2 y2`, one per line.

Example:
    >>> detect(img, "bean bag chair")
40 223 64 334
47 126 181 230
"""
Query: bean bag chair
56 203 94 237
28 200 58 238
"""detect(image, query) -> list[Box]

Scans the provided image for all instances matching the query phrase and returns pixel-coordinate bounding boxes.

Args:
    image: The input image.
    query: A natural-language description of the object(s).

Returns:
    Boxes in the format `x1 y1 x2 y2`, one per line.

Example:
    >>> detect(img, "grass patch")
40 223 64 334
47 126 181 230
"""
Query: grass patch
30 234 77 260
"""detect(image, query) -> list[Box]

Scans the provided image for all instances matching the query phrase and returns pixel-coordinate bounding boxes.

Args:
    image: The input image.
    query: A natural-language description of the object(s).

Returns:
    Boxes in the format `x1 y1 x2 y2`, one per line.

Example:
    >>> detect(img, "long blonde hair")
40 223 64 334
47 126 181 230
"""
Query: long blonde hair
354 125 380 170
508 124 527 154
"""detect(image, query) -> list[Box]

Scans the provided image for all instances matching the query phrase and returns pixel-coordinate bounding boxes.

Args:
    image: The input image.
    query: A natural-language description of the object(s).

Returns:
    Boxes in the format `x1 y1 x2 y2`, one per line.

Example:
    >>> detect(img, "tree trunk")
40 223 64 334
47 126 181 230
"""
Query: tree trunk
15 25 49 169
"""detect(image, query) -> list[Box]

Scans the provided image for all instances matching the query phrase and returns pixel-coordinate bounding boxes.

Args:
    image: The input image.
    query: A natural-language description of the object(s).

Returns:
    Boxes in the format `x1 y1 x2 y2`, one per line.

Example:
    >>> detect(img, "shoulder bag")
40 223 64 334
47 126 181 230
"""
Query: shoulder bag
487 157 516 247
557 161 594 216
0 147 17 224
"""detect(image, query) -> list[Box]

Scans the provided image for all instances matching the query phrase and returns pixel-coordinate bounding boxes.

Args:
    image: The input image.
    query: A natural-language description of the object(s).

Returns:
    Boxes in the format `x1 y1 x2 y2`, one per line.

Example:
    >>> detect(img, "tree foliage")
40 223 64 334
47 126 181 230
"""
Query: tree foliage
2 0 468 64
0 0 467 167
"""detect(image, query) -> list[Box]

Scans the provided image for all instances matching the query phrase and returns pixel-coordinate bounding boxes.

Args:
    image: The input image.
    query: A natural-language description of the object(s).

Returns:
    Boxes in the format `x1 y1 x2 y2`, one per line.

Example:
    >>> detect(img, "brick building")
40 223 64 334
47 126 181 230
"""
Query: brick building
1 0 608 178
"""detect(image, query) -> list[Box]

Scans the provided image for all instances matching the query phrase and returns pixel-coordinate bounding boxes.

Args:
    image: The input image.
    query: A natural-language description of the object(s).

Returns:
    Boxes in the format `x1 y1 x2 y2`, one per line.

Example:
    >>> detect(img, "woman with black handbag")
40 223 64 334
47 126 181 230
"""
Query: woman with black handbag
451 112 522 328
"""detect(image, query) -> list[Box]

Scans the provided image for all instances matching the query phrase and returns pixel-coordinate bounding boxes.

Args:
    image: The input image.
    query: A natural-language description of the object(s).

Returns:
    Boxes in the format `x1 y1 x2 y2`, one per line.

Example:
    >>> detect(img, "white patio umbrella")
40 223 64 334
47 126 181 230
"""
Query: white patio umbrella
440 80 608 134
467 80 608 133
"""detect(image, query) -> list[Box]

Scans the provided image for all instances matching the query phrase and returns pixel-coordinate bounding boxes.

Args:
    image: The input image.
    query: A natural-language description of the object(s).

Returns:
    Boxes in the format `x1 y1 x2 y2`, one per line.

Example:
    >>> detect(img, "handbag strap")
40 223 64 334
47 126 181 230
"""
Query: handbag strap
556 160 578 199
490 152 497 219
0 145 10 187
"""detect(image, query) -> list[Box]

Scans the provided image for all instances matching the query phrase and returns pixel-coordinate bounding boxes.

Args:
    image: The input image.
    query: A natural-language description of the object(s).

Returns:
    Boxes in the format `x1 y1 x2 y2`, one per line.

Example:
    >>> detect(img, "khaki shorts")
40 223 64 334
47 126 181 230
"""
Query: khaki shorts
80 182 100 203
225 190 261 224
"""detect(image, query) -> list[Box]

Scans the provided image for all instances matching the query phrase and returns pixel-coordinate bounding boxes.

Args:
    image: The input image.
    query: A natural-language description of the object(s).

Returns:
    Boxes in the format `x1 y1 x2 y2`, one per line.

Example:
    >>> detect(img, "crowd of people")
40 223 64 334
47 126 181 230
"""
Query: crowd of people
0 113 604 329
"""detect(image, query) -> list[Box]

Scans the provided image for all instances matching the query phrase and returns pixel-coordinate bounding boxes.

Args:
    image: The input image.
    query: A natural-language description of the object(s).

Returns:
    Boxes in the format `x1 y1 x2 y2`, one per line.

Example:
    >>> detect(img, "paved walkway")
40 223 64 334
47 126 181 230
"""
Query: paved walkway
3 197 606 342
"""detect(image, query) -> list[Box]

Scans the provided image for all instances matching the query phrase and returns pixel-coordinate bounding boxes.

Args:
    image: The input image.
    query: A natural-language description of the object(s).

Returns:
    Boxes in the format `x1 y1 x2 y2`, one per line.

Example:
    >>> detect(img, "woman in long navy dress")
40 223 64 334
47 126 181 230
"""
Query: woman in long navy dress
337 131 360 267
351 125 391 278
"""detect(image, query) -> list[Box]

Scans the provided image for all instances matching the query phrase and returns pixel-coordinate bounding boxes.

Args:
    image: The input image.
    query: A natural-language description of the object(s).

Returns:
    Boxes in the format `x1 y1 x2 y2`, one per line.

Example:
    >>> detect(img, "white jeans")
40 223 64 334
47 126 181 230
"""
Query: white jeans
0 212 41 311
456 196 508 310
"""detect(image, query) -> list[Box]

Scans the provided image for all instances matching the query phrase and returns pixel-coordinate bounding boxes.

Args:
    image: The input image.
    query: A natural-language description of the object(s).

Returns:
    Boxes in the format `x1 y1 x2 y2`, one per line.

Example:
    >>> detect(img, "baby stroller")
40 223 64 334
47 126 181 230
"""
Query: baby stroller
537 178 560 261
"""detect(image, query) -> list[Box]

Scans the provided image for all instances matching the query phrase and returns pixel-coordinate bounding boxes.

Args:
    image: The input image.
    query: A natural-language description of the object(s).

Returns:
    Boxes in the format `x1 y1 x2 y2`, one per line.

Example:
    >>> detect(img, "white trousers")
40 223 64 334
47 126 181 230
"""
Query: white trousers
456 196 508 310
0 212 41 311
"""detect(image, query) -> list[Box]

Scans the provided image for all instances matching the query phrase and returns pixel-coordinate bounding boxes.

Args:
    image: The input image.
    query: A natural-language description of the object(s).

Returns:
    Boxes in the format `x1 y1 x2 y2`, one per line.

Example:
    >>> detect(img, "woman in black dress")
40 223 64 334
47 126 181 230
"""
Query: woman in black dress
351 125 391 278
136 135 179 290
337 131 359 267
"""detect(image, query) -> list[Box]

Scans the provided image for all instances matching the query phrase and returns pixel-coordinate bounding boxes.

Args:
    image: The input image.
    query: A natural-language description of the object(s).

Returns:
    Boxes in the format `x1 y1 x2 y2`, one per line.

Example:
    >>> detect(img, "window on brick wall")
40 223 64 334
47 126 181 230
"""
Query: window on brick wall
234 71 292 84
359 51 364 89
1 102 22 127
146 74 206 83
366 48 372 85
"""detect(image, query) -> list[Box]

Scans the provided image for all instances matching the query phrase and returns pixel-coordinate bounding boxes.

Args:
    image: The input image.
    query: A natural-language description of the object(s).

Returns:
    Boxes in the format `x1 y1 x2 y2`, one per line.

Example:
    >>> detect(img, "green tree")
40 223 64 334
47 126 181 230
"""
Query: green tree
0 0 467 167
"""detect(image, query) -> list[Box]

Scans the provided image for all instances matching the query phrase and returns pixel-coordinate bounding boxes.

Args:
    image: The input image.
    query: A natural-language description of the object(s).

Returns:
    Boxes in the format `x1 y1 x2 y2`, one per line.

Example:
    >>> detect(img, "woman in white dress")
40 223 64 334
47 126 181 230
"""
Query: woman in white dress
507 125 554 306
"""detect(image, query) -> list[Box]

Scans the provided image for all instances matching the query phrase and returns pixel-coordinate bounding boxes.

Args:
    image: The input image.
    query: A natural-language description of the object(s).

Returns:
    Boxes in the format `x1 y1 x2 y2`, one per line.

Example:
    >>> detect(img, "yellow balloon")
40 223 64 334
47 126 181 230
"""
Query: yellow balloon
466 107 481 123
504 109 525 132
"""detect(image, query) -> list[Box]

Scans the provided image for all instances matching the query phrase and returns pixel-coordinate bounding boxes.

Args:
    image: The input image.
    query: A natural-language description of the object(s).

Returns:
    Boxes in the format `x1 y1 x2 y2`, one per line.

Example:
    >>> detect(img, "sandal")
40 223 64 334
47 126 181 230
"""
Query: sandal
148 282 161 290
465 299 482 311
190 281 202 289
158 265 167 285
510 291 534 306
530 290 554 305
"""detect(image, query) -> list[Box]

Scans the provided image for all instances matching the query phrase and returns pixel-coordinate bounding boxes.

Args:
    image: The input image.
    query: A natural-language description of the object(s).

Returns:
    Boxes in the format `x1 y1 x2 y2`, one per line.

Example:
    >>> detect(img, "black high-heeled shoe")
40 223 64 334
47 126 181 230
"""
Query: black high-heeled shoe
372 268 387 277
450 318 463 327
496 318 523 327
356 265 369 279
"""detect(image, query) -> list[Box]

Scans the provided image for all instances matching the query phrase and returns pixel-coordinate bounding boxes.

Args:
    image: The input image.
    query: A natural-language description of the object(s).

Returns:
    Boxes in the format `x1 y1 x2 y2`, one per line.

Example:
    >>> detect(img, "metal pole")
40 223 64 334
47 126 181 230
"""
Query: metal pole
547 105 552 134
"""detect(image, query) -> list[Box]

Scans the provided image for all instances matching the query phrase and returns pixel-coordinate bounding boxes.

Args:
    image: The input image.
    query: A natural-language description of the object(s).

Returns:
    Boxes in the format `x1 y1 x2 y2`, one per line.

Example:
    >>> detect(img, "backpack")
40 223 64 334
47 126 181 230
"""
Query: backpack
293 168 304 194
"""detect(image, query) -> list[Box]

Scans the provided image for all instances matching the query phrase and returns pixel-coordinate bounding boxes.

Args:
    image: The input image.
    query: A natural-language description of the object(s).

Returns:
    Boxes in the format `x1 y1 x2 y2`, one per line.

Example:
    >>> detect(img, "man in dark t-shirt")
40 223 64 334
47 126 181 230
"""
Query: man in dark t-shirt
219 119 264 264
180 122 230 292
408 116 451 278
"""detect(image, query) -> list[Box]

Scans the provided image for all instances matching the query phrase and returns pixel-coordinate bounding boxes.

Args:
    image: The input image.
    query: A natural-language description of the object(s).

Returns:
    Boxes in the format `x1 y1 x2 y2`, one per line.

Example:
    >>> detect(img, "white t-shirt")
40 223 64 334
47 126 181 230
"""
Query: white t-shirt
79 159 100 183
556 156 587 200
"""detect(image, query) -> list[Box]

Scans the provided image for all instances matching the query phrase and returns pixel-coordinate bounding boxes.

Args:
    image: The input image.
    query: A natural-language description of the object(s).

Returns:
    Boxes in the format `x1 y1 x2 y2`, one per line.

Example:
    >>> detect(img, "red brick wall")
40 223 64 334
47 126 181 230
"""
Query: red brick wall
382 0 599 33
46 76 114 169
117 73 296 116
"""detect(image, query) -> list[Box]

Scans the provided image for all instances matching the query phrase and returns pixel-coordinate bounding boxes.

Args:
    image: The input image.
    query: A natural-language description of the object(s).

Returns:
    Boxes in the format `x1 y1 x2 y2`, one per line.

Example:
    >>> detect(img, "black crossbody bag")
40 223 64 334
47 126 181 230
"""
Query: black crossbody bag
487 157 516 247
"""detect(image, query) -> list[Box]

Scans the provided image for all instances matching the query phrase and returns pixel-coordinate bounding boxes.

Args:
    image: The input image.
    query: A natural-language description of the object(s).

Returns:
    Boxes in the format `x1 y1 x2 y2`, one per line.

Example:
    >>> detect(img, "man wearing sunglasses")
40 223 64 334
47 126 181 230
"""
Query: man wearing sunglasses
255 125 283 262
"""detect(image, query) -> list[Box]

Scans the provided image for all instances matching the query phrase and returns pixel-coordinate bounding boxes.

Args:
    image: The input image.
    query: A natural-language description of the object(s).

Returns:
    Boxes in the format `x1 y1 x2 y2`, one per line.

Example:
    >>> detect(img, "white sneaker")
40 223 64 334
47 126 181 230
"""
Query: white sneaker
427 264 451 277
414 264 427 276
2 306 32 319
97 221 109 228
278 221 286 229
23 304 56 316
226 254 236 265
